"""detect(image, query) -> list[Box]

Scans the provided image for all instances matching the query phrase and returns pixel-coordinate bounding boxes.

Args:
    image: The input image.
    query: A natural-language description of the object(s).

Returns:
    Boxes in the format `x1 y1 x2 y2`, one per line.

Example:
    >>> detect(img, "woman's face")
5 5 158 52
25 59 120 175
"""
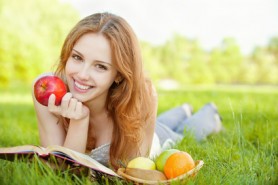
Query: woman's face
65 33 118 103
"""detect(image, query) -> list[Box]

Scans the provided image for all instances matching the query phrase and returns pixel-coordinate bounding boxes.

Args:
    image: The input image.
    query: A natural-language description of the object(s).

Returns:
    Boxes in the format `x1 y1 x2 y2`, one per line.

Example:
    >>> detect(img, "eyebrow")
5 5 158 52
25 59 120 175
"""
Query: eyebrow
72 48 112 66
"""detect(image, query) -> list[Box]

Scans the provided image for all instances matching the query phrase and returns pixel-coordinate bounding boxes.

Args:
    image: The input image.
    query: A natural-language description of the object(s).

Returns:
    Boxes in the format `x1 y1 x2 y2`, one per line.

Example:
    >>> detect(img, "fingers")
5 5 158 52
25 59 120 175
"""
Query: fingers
76 101 83 116
48 94 61 114
48 94 56 107
67 98 78 115
61 93 73 112
48 92 88 120
61 93 75 118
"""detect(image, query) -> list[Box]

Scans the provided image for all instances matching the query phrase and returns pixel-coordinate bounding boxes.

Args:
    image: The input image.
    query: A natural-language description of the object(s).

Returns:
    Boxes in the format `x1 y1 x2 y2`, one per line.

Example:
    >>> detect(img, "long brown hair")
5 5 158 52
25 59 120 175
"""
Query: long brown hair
55 12 154 169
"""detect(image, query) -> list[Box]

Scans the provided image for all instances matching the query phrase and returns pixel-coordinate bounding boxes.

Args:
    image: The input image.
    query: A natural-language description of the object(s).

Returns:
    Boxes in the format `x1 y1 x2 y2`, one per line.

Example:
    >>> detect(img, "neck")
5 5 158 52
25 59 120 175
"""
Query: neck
84 95 107 116
84 98 112 130
88 107 113 145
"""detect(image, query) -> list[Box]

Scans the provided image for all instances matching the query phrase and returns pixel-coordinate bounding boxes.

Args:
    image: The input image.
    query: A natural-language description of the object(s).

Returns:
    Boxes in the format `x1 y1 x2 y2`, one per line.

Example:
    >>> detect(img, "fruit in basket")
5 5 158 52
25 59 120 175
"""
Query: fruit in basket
164 151 195 179
124 168 167 181
34 75 67 106
127 157 156 170
155 149 179 172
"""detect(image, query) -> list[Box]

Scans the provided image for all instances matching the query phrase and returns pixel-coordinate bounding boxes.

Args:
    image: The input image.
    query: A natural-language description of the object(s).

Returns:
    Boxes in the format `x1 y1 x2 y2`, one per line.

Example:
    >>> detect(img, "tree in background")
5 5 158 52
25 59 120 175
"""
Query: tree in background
251 45 278 84
0 0 79 86
209 38 243 84
142 35 278 86
1 0 277 87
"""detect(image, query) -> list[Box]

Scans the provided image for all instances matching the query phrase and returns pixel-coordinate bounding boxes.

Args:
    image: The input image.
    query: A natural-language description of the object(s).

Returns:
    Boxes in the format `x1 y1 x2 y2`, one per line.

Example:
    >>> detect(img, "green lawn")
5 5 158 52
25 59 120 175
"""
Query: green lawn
0 85 277 185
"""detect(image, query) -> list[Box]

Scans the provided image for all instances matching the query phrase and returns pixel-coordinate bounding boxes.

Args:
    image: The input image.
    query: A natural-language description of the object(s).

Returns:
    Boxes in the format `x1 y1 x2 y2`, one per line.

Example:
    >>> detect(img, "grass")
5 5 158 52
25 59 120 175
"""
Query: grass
0 85 277 185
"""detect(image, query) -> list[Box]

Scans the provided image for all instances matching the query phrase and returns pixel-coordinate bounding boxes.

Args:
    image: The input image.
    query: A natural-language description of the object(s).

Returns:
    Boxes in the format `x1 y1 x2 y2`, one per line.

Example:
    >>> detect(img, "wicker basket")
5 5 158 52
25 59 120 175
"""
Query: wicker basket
117 160 204 185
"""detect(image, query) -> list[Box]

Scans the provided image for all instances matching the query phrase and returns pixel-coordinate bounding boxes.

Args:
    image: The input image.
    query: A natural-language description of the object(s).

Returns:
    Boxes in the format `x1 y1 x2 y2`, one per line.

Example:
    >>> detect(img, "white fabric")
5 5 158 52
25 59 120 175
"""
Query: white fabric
149 132 162 158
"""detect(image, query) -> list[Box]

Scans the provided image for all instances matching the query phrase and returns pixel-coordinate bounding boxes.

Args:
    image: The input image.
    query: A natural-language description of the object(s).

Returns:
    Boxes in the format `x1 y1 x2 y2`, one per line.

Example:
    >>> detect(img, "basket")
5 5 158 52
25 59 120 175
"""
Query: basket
117 160 204 185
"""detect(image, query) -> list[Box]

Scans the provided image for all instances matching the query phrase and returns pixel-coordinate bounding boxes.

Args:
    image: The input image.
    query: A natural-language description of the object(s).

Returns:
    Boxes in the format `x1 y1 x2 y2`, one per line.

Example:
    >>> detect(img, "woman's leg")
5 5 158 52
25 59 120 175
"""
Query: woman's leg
156 103 193 130
175 103 223 140
155 121 183 146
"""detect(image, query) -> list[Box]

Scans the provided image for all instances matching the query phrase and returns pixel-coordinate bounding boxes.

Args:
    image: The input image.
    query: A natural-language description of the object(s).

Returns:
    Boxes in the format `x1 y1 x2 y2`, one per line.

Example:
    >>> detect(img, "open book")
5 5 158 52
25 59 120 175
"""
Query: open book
0 145 120 178
0 145 204 184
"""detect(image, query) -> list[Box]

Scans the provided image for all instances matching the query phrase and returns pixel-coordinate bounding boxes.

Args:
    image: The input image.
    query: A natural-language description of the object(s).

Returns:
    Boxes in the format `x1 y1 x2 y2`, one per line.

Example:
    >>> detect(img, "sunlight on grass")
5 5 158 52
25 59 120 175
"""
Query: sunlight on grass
0 86 277 184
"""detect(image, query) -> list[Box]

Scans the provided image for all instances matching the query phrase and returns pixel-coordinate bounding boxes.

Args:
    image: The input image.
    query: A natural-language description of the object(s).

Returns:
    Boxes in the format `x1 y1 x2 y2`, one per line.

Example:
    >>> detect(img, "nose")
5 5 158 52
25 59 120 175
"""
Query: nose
77 64 90 80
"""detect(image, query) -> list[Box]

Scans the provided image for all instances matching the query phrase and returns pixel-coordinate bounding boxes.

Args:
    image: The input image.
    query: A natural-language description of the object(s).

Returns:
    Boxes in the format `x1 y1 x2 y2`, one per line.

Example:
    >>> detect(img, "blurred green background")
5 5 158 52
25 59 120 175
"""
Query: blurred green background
0 1 277 184
0 0 79 88
0 0 278 89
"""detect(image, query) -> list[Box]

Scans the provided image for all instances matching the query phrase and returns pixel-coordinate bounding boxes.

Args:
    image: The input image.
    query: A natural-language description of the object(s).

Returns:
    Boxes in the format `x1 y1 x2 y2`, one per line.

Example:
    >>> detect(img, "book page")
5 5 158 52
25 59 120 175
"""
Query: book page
0 145 48 155
46 145 119 177
0 145 119 177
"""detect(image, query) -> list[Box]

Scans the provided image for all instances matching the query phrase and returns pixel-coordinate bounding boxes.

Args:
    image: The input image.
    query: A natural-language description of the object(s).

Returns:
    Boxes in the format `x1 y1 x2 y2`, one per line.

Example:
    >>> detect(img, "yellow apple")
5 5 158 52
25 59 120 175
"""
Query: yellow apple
127 157 156 170
124 168 167 181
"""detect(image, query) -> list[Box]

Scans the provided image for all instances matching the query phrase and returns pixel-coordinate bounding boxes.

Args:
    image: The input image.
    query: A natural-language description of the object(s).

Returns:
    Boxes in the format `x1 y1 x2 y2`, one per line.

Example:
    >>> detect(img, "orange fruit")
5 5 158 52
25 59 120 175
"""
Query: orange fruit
163 151 195 179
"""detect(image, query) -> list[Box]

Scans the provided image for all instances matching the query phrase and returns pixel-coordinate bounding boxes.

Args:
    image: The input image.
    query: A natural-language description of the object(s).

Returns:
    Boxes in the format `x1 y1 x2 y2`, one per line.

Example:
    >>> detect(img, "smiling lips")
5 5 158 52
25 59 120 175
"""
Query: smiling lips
74 80 92 91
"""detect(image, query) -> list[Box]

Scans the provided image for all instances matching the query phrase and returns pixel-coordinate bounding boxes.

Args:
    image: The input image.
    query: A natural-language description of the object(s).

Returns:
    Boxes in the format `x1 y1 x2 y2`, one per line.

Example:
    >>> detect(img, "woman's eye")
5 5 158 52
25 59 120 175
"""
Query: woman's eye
96 64 108 71
72 54 82 61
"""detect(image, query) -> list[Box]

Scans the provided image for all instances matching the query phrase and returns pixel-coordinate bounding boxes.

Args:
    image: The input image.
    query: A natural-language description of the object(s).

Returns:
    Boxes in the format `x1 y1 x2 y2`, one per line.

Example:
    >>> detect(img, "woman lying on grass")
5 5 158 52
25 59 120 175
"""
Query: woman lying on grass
32 12 223 170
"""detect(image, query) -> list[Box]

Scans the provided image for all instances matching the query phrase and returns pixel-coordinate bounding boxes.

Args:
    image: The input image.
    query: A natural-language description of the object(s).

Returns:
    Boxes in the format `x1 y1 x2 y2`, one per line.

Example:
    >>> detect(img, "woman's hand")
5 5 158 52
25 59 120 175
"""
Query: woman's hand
48 93 89 120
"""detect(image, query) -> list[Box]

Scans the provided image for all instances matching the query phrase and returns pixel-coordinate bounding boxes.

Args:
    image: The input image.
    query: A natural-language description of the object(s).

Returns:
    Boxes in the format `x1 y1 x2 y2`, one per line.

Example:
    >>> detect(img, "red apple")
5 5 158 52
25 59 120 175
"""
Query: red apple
34 75 67 106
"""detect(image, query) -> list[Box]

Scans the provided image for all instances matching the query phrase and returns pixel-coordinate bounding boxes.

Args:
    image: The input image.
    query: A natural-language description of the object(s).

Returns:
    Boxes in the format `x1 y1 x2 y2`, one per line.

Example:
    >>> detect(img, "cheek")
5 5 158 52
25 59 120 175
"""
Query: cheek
106 70 118 83
65 60 78 74
95 73 117 87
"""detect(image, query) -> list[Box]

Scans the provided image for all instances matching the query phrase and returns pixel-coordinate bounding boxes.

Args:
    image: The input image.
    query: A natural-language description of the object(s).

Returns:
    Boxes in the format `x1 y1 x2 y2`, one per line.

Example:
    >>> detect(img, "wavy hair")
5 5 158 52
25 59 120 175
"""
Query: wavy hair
55 12 154 169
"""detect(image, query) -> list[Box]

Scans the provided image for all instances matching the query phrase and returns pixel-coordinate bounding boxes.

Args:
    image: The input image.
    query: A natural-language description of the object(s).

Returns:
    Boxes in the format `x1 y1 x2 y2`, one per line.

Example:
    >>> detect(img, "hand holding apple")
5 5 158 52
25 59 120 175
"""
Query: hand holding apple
48 93 89 120
34 75 67 106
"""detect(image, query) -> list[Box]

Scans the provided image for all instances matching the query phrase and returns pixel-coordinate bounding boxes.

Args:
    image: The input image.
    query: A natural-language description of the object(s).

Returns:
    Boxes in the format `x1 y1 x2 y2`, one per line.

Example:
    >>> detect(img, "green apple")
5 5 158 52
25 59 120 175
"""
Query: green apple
155 149 179 172
127 157 156 170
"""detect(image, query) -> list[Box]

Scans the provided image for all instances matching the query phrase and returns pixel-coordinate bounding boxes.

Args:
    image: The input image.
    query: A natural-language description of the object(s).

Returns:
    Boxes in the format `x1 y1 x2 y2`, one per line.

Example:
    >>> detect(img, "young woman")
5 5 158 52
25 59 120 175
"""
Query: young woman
32 12 222 170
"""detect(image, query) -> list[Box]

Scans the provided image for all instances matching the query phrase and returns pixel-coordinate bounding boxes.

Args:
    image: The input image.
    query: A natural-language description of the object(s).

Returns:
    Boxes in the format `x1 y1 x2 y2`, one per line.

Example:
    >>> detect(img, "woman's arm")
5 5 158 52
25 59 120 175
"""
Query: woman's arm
32 81 90 153
32 91 66 147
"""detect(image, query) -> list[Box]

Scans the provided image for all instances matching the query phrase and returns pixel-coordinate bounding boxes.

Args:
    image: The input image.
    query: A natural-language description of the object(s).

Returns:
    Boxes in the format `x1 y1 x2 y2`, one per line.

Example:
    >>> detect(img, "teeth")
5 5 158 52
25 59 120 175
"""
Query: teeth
75 81 91 90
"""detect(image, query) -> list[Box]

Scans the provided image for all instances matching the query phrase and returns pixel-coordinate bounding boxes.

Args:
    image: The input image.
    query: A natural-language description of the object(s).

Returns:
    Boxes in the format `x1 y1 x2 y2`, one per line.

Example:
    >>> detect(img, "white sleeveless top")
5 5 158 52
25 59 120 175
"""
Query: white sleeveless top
88 133 177 167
